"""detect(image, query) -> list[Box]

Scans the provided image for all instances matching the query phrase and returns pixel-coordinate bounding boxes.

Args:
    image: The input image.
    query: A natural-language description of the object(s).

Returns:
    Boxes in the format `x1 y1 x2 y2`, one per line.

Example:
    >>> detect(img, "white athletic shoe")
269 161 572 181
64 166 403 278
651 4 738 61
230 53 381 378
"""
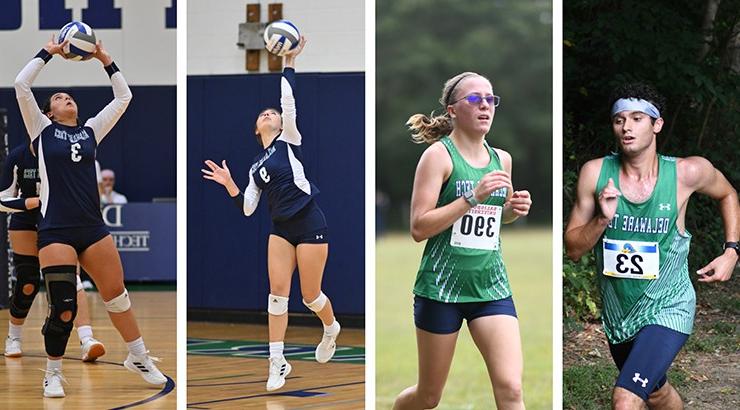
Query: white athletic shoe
124 352 167 385
266 356 292 391
316 323 341 363
80 338 106 362
42 368 67 398
4 337 22 358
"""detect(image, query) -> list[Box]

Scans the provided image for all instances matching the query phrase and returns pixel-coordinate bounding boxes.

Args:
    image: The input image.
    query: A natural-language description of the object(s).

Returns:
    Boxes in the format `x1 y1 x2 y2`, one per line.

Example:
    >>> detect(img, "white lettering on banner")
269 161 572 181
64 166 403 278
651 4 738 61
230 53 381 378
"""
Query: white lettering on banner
111 231 150 252
0 1 176 87
102 204 123 227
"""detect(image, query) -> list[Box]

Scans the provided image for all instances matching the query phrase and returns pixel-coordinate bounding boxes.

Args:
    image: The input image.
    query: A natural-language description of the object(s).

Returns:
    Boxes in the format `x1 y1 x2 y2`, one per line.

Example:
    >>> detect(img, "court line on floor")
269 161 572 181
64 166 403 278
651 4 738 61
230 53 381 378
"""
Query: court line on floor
186 380 365 407
25 353 175 409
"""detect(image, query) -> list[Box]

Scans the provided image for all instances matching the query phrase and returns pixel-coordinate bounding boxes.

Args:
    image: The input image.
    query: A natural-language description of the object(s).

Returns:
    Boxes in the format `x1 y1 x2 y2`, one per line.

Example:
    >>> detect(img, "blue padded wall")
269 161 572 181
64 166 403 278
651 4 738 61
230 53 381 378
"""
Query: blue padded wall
0 85 176 201
187 72 365 315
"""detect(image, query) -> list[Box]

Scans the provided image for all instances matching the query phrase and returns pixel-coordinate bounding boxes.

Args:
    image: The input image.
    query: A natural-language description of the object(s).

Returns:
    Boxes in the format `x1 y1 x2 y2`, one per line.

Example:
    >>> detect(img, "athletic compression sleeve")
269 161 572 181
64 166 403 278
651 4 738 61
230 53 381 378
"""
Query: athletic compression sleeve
0 150 29 212
231 173 262 216
14 51 53 142
86 63 132 143
278 67 302 145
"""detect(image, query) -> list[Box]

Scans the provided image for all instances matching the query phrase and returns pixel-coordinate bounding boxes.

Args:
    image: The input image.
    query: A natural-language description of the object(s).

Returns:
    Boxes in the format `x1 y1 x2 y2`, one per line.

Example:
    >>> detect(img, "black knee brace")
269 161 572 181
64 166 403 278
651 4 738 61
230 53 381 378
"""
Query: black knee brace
9 254 41 319
41 265 78 357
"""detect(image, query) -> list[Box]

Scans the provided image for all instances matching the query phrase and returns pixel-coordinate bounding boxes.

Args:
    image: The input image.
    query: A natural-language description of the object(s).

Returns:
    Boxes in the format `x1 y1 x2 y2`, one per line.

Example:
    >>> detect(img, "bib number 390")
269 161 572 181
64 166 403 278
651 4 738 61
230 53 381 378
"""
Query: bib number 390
70 143 82 162
602 238 660 280
450 204 502 251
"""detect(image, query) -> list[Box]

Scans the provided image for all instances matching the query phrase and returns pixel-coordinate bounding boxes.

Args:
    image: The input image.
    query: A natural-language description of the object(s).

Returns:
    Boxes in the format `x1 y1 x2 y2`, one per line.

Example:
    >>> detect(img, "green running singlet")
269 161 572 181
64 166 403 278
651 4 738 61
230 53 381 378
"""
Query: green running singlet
413 136 512 303
595 154 695 344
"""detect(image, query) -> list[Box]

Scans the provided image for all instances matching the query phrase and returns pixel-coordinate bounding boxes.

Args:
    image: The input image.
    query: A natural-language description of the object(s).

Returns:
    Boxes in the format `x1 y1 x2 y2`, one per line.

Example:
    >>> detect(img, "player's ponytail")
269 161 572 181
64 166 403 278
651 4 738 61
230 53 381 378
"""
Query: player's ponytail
407 112 452 144
407 72 483 144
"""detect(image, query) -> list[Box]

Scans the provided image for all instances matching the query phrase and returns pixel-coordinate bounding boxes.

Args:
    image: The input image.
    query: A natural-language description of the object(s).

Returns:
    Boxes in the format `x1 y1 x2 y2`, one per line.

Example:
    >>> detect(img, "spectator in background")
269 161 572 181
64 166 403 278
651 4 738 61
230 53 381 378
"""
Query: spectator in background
100 169 128 205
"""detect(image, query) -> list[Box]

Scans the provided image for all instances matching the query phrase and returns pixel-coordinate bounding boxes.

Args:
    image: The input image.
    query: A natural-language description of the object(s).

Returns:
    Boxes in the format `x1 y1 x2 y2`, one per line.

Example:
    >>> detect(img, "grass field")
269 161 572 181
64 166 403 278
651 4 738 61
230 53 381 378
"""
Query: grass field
376 228 553 409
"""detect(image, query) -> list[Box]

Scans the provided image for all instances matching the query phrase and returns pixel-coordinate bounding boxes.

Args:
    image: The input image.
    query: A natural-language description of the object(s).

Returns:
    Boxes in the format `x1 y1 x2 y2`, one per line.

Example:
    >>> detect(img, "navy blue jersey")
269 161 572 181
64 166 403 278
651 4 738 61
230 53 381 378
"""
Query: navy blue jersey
0 144 40 214
240 68 319 221
15 52 131 231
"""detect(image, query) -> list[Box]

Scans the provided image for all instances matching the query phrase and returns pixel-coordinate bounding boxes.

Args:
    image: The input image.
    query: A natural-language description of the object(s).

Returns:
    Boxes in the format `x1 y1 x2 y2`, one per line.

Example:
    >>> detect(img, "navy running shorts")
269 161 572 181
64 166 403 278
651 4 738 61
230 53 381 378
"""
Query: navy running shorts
38 224 110 254
609 324 689 401
271 199 329 246
9 211 40 232
413 294 517 334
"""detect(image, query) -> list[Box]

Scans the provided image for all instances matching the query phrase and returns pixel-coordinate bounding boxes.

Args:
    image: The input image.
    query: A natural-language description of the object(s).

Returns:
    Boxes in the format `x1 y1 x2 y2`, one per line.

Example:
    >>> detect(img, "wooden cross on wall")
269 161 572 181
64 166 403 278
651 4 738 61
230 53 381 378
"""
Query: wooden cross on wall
245 3 283 72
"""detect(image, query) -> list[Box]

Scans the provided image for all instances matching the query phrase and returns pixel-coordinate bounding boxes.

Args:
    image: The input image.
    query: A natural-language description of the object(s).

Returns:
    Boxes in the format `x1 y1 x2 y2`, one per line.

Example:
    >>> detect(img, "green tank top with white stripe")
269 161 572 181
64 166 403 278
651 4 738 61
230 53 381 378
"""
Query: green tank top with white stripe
595 154 695 344
413 136 512 303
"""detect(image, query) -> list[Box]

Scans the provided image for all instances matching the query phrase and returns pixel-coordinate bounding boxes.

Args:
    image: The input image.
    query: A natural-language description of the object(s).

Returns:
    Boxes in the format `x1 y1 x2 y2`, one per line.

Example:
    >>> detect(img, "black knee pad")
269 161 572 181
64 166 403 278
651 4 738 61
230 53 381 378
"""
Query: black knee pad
41 265 78 357
9 254 40 319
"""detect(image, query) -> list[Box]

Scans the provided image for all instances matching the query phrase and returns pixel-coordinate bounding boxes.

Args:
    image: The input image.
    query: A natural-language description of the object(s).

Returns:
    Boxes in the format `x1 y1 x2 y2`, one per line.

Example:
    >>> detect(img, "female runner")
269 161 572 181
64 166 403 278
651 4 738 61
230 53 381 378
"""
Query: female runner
2 143 105 363
202 37 342 392
393 72 532 409
15 37 166 398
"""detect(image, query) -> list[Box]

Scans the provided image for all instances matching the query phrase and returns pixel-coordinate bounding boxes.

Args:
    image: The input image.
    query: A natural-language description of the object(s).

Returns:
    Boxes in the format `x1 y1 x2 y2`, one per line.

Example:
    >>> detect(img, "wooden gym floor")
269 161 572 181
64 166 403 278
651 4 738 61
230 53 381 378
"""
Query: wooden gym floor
0 290 176 409
187 321 365 409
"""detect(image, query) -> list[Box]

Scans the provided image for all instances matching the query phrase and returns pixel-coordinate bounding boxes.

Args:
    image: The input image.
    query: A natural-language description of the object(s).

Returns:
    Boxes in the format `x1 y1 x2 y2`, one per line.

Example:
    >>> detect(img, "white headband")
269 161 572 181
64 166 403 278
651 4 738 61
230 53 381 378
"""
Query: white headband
611 98 660 119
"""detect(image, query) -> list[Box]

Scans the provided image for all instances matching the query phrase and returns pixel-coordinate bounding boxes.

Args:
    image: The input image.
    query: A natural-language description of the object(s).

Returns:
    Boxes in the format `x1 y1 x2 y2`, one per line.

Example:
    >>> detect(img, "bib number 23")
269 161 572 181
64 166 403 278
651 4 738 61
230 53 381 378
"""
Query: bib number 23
602 238 660 280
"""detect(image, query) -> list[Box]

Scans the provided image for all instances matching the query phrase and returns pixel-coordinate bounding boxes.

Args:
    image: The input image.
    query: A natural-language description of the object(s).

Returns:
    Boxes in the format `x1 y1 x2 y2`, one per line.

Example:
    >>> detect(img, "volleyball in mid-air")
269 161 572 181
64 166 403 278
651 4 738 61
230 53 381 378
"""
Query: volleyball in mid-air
58 21 97 61
263 20 300 57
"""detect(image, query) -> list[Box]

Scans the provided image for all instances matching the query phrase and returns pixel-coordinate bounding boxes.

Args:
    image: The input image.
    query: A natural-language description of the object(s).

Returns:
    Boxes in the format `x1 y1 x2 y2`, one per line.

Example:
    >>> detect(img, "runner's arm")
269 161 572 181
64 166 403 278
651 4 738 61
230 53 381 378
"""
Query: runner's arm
565 159 610 261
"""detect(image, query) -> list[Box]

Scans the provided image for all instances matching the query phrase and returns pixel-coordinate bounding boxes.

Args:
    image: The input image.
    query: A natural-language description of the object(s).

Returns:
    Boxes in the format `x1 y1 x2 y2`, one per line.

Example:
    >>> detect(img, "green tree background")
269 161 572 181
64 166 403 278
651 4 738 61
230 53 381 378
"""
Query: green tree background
563 0 740 320
377 0 553 230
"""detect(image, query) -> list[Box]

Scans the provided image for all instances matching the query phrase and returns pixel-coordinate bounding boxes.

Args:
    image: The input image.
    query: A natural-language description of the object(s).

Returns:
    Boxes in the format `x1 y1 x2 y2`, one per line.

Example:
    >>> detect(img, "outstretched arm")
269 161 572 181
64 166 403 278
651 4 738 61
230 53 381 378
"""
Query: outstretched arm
14 38 64 141
202 160 262 216
85 41 132 143
680 157 739 282
278 37 306 145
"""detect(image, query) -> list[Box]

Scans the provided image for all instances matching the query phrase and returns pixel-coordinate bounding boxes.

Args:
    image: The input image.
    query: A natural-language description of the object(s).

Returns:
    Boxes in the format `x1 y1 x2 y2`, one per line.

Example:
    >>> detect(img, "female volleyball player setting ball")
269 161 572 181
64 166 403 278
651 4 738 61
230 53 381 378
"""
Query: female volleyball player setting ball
2 143 106 363
393 72 531 409
14 37 166 398
202 36 342 392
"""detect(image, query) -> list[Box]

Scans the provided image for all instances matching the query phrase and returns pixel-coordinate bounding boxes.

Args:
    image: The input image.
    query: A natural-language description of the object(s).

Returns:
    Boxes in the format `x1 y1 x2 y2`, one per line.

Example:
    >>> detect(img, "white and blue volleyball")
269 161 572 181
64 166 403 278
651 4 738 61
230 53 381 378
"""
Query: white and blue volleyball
58 21 96 61
263 20 300 57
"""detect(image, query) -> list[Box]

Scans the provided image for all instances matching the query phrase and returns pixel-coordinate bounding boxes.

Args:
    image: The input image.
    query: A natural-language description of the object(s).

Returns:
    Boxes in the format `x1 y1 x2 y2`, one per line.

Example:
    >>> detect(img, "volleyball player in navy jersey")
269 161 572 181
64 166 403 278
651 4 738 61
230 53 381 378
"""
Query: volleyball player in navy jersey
2 143 106 363
15 38 166 398
203 37 342 392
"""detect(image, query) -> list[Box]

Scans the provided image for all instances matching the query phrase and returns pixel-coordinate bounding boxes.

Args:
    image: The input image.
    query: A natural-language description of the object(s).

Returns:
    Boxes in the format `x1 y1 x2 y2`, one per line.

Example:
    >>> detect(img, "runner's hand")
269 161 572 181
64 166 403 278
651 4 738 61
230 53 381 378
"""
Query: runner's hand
474 171 512 203
507 190 531 216
697 250 737 282
597 178 620 221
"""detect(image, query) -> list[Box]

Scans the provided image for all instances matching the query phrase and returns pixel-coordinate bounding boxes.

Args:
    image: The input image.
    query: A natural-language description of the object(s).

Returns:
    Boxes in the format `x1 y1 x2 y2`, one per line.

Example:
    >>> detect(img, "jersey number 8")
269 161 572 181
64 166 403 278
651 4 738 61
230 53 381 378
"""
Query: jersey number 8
259 167 270 183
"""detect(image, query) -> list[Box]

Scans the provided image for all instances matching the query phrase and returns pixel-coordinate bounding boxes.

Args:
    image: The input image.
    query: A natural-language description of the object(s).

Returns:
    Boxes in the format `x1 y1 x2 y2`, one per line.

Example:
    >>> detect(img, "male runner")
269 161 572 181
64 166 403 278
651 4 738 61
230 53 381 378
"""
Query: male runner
565 83 739 409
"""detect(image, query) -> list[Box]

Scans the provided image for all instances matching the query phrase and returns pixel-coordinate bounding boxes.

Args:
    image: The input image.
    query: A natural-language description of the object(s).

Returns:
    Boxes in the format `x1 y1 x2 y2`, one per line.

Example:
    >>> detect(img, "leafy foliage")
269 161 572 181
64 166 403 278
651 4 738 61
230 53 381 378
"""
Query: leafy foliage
377 0 553 228
563 0 740 321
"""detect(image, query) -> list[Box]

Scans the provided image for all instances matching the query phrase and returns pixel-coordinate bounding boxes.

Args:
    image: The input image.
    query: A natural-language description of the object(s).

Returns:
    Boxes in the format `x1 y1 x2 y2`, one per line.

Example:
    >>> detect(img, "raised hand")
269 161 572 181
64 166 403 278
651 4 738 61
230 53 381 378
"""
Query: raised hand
90 40 113 66
598 178 620 221
44 35 69 57
474 170 513 203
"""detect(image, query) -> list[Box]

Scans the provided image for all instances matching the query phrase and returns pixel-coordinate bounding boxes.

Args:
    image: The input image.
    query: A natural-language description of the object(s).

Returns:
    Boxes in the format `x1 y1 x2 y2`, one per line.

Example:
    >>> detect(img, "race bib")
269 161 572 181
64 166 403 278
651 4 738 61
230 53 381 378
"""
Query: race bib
602 238 660 280
450 205 502 251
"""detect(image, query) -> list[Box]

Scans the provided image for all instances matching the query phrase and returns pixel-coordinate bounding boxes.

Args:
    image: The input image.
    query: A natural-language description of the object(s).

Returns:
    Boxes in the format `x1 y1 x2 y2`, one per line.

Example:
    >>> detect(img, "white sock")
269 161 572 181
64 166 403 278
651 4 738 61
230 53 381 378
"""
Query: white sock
47 358 62 371
323 319 340 336
8 322 22 340
269 341 284 359
77 325 93 344
126 337 147 356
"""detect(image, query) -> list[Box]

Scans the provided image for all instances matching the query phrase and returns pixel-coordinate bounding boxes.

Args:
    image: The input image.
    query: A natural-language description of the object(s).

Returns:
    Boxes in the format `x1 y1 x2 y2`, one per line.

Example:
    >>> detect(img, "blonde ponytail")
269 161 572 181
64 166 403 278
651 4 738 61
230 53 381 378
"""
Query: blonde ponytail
406 71 484 145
